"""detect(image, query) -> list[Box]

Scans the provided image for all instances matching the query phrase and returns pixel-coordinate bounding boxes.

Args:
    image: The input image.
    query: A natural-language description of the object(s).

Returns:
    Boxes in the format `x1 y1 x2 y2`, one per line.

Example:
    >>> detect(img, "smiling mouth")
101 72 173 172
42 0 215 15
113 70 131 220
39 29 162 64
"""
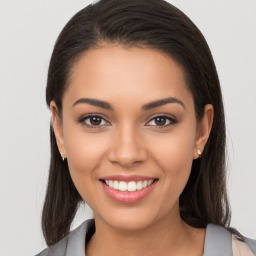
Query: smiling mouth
100 179 158 192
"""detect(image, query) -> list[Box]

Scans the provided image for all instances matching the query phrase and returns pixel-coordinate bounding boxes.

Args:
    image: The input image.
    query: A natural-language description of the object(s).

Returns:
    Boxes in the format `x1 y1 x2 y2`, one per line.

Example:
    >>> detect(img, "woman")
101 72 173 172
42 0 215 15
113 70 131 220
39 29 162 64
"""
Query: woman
36 0 256 255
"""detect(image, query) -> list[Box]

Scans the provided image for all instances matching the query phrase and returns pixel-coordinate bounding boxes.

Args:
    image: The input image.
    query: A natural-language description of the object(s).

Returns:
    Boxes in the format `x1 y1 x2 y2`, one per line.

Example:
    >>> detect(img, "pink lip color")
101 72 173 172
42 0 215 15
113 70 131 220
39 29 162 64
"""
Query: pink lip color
101 180 158 203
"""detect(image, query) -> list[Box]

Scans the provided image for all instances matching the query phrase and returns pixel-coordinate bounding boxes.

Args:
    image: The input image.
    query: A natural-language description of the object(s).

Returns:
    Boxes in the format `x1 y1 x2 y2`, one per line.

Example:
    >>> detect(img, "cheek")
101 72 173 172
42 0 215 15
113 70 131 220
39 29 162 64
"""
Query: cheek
66 132 106 173
63 126 109 203
151 124 196 195
63 112 111 168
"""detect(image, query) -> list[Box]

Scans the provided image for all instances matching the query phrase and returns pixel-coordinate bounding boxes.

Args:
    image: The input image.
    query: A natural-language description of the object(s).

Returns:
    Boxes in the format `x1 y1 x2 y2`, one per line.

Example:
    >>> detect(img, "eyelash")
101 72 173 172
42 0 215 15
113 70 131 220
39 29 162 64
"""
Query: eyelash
77 113 177 129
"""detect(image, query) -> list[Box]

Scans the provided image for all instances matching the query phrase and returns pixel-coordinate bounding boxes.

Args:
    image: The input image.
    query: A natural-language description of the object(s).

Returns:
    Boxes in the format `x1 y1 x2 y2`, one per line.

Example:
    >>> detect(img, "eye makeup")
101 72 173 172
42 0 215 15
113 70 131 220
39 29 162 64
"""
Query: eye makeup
77 113 178 130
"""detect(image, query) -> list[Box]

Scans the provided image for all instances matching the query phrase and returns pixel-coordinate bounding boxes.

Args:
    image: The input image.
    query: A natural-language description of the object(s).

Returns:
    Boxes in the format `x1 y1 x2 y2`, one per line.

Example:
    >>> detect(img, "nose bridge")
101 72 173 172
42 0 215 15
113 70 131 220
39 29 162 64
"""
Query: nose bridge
107 120 147 166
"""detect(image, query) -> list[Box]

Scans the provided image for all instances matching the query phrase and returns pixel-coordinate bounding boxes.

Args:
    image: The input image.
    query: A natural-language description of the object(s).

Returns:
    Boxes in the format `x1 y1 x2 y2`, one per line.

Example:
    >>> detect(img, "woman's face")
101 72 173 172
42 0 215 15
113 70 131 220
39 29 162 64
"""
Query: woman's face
51 45 212 231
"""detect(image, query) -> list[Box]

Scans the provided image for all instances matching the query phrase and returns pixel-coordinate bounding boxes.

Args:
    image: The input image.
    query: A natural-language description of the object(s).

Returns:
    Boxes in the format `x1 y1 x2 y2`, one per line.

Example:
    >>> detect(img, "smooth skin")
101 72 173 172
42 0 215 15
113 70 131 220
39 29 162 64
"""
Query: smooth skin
50 45 213 256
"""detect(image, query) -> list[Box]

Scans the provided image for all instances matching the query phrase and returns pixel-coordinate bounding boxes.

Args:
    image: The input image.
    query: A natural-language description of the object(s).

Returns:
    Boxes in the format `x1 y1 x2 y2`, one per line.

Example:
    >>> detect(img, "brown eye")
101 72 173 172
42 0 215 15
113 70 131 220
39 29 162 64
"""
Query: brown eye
78 114 109 129
147 115 177 127
155 116 168 126
88 116 102 126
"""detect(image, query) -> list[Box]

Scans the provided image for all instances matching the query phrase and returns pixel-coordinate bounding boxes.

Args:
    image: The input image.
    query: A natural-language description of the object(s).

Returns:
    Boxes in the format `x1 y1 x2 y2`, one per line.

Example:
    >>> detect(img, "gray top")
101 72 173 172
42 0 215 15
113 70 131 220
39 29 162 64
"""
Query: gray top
36 219 256 256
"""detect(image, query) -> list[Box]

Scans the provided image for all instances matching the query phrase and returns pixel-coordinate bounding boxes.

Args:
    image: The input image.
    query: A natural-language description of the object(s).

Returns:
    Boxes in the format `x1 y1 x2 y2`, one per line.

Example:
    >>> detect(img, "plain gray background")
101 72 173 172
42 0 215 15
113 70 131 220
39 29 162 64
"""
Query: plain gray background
0 1 255 255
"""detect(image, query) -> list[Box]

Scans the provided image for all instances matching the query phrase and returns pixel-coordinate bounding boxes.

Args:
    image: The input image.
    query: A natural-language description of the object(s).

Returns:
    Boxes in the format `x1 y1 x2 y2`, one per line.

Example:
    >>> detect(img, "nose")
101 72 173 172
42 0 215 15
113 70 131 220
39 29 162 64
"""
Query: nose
107 123 148 167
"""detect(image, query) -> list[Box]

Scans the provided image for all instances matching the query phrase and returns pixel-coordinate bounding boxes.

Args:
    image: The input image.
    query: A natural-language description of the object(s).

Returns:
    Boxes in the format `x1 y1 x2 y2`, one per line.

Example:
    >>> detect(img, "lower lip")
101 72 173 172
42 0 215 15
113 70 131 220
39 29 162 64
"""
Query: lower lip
101 181 158 203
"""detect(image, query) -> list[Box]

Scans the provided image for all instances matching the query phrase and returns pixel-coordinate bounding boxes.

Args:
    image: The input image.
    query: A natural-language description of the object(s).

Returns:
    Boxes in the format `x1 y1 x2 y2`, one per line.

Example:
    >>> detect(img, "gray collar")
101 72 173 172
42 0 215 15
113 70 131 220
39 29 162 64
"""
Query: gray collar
203 223 233 256
41 219 233 256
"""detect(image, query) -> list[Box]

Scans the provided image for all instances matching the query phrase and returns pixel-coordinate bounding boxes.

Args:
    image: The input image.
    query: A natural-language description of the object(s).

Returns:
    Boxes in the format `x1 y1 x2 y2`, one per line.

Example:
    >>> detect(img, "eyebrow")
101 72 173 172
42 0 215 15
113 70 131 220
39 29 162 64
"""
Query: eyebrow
72 97 186 110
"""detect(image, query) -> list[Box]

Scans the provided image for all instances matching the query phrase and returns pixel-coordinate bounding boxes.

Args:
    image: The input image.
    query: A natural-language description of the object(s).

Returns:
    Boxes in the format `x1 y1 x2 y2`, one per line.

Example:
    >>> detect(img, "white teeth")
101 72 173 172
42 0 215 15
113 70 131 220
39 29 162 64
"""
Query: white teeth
136 181 142 190
105 179 155 191
147 180 153 186
128 181 137 192
119 181 127 191
113 180 119 189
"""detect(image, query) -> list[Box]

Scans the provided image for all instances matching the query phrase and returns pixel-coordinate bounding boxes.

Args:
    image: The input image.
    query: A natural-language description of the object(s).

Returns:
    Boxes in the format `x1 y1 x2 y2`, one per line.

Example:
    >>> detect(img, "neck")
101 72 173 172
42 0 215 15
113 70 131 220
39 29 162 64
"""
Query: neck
86 204 205 256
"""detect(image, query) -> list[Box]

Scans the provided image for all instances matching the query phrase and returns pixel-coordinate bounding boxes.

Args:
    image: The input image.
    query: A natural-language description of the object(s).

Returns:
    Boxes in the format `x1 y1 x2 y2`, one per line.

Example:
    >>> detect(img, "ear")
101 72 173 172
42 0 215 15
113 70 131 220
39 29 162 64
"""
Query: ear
50 100 66 158
193 104 214 159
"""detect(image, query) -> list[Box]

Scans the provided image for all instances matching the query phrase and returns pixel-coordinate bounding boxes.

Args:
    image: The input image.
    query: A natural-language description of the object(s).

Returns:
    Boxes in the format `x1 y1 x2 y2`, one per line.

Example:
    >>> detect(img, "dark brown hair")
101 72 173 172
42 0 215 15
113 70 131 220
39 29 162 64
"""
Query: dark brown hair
43 0 232 246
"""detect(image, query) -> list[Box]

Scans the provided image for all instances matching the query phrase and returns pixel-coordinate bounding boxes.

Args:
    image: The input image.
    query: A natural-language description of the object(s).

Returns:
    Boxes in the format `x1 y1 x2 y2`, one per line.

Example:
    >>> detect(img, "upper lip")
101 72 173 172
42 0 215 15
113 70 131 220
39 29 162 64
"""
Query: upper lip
100 175 158 182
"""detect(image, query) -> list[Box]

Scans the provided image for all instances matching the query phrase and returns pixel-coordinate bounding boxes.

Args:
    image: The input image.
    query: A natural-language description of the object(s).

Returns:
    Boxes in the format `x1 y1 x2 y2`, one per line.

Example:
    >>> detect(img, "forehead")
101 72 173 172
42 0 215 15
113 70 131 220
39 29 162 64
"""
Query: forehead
63 45 193 109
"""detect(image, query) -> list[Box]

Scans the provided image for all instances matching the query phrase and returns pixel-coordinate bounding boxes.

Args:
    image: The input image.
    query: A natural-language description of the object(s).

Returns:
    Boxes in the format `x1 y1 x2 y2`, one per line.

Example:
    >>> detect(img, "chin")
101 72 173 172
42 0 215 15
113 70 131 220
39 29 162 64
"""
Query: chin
94 205 172 232
106 215 156 231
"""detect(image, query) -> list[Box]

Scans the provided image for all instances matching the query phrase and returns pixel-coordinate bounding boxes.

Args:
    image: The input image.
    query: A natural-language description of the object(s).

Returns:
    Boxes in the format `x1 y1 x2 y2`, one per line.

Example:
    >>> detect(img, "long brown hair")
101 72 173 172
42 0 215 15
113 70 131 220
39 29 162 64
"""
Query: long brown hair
43 0 232 246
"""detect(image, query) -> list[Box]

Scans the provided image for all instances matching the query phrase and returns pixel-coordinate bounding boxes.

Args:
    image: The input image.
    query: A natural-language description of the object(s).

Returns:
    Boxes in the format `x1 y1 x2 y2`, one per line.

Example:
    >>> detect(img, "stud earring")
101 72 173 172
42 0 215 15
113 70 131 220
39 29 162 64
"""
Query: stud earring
197 149 202 158
60 151 65 161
